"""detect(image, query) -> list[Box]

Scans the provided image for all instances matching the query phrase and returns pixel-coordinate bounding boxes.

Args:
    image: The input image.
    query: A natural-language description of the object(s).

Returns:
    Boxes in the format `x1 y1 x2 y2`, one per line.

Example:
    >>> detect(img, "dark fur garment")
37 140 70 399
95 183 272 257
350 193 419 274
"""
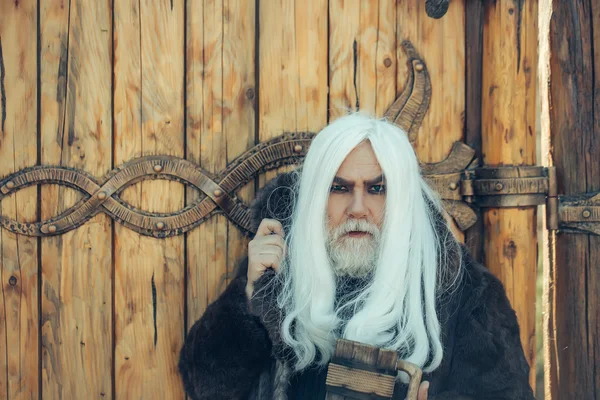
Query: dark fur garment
178 172 535 400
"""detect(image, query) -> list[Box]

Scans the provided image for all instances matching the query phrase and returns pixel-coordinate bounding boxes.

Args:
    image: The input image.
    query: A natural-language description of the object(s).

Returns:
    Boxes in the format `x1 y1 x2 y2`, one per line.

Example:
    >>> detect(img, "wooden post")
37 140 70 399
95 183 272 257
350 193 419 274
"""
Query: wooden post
540 1 600 398
481 0 538 390
0 1 39 398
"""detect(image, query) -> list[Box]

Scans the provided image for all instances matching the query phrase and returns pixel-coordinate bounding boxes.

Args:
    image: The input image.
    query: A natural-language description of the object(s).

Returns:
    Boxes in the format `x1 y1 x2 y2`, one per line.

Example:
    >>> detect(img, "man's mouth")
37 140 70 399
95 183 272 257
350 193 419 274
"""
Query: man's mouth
347 231 370 238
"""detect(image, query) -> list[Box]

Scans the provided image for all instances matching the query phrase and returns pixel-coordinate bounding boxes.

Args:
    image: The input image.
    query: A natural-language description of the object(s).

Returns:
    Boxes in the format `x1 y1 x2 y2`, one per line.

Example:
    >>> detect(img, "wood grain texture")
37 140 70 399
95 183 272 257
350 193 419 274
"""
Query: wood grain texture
258 0 328 184
464 0 484 261
185 0 256 339
329 0 396 121
39 0 113 398
542 0 600 398
397 0 465 241
481 0 538 390
113 0 185 398
0 1 39 398
397 0 464 164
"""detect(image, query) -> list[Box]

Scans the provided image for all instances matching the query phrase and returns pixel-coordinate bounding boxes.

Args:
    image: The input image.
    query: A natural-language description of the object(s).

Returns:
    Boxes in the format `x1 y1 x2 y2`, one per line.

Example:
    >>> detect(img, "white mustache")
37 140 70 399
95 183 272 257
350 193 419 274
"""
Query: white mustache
332 219 380 240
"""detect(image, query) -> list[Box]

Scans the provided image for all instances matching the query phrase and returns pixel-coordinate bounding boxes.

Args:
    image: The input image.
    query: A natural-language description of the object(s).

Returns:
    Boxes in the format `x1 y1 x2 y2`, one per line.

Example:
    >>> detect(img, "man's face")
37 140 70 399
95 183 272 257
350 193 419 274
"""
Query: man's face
326 141 385 276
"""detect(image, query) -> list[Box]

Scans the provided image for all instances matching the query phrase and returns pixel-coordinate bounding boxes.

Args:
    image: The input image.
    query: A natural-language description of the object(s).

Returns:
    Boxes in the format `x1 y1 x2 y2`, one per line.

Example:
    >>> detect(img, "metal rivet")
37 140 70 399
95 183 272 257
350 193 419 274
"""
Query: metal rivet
415 63 424 72
213 189 223 197
294 145 303 153
9 276 17 286
5 181 15 189
495 182 504 191
449 182 458 191
98 191 107 200
156 222 165 230
48 225 57 233
153 164 163 173
583 210 592 219
383 58 392 68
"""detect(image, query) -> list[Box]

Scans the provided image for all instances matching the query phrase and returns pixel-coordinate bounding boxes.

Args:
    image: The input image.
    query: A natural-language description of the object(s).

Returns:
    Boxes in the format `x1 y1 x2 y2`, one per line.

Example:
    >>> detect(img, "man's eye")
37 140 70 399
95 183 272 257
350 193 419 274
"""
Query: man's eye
330 185 347 193
369 185 385 194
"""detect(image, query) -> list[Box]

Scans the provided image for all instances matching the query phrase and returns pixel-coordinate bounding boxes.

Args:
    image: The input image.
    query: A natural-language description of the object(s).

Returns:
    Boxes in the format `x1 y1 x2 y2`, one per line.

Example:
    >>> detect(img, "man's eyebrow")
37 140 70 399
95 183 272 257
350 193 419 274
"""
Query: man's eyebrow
332 174 385 186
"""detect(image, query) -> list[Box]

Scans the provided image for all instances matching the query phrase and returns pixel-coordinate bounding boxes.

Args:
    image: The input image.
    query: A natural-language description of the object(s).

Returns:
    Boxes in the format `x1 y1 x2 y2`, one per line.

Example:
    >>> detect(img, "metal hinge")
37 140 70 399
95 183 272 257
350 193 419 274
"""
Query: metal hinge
426 162 600 236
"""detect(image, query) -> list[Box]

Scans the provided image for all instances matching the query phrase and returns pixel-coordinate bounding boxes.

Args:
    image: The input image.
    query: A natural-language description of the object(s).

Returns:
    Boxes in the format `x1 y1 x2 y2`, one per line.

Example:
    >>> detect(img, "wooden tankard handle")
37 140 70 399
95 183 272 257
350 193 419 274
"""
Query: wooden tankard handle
396 360 423 400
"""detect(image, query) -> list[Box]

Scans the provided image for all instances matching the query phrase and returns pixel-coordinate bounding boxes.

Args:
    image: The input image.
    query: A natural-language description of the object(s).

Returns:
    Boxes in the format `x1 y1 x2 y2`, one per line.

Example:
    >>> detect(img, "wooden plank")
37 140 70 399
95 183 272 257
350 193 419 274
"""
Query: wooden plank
113 0 185 398
185 0 256 332
540 0 600 398
397 0 464 164
481 0 538 390
39 0 113 398
397 0 465 241
329 0 396 120
0 1 39 399
259 0 328 184
464 0 484 262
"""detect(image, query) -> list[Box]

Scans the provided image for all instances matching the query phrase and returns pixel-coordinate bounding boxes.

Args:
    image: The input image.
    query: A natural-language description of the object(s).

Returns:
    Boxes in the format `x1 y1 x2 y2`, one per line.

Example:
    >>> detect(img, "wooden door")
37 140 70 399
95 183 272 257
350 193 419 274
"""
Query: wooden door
0 1 547 398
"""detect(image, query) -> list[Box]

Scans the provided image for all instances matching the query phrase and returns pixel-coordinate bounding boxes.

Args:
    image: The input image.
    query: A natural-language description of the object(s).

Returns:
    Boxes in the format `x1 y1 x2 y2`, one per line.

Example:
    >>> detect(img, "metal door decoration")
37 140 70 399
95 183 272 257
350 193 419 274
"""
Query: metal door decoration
1 39 597 241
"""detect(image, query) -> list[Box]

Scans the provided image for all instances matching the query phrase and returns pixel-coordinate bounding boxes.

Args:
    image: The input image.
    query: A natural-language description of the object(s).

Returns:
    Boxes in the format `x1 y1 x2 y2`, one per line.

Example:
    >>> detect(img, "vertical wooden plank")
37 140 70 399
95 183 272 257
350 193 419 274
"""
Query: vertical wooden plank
541 0 600 398
329 0 396 120
186 0 256 331
397 0 465 164
222 0 256 296
259 0 328 184
397 1 465 241
0 1 39 399
464 1 484 262
481 0 538 390
39 0 113 398
113 0 185 398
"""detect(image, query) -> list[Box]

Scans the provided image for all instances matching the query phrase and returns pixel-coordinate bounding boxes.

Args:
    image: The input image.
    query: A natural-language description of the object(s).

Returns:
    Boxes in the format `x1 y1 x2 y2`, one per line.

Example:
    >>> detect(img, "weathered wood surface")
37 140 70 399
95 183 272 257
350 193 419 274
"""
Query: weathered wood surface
0 0 570 398
259 0 328 185
185 0 256 350
540 0 600 398
39 0 113 398
113 0 185 398
397 0 465 242
464 0 484 261
481 0 538 390
0 1 39 399
329 0 396 120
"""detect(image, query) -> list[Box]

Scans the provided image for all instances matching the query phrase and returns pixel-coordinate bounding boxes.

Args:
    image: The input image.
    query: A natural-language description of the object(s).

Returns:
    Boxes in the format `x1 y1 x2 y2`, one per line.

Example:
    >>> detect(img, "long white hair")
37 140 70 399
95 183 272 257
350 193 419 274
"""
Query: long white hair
274 113 462 374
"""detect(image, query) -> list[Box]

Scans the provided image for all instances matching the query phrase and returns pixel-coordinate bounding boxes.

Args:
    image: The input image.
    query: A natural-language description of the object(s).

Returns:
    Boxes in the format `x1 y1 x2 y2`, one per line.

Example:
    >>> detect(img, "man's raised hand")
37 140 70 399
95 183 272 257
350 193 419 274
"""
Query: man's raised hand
246 218 286 300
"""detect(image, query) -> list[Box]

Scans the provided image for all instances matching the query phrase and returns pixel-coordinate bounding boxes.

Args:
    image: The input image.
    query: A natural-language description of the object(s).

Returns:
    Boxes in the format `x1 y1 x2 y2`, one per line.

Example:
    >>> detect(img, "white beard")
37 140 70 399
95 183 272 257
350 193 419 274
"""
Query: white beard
326 219 381 277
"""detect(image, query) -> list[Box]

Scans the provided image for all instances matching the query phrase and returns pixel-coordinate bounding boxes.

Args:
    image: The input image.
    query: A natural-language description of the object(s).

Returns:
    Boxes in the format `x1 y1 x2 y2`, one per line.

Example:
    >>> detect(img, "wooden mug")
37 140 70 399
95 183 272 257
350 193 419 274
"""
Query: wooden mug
325 339 423 400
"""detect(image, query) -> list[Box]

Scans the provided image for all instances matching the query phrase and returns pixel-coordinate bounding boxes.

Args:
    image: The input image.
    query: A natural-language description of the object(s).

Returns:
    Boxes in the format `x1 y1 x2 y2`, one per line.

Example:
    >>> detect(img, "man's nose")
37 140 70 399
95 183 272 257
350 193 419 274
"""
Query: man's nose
347 192 368 219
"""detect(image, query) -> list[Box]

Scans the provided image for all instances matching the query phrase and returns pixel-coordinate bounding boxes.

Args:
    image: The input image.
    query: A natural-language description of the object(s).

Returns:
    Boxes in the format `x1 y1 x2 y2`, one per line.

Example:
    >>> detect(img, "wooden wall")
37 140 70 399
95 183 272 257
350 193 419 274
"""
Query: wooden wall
0 0 545 398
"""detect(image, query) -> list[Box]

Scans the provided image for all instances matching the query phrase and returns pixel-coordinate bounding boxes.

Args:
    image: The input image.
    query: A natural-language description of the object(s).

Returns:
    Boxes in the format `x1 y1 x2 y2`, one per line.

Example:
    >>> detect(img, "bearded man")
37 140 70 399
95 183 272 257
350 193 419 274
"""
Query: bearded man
178 114 535 400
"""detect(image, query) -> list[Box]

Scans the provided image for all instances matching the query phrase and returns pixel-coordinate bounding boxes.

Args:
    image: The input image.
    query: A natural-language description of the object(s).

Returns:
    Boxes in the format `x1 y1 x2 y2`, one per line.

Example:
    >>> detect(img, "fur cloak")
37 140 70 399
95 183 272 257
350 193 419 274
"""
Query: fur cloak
178 172 535 400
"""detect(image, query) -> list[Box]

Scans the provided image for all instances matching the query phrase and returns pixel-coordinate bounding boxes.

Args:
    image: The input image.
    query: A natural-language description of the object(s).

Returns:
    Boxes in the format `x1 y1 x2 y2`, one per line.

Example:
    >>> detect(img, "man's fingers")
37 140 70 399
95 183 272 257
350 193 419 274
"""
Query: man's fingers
249 235 286 254
255 218 284 237
256 245 284 258
260 254 282 271
417 381 429 400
